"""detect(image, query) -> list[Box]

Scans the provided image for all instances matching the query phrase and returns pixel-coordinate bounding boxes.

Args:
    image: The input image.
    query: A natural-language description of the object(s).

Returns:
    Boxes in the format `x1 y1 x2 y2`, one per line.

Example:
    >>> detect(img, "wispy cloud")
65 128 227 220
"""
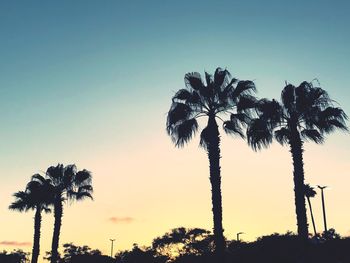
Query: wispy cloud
0 241 31 247
108 216 134 224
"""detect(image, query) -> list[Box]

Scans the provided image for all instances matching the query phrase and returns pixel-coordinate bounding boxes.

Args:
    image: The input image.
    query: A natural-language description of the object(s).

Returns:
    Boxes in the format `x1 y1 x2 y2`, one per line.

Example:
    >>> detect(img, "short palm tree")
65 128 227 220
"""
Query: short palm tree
9 175 53 263
304 184 317 236
45 164 93 263
247 81 348 240
166 67 256 259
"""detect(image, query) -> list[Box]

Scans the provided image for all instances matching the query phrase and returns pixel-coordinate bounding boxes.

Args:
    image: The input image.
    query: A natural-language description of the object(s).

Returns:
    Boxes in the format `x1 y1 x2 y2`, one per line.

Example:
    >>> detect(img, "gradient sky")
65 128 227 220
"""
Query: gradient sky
0 1 349 262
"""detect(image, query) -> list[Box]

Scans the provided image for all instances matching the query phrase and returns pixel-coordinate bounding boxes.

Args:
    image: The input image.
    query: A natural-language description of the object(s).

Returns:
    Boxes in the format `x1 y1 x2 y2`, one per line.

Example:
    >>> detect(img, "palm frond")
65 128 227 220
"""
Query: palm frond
75 191 93 201
223 120 245 138
247 118 273 151
231 113 251 124
213 67 231 90
184 72 205 91
74 170 92 186
301 129 324 144
237 94 257 112
172 89 192 101
166 103 193 134
31 174 47 184
9 191 32 212
204 72 212 87
46 164 64 184
256 99 283 123
232 80 256 99
172 118 199 147
281 84 296 111
274 127 291 145
316 107 348 133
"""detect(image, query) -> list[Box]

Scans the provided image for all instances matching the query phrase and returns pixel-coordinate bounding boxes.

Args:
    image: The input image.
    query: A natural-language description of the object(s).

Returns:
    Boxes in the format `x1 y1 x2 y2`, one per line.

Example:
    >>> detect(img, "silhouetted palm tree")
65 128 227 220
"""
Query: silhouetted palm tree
166 67 256 258
247 81 348 240
46 164 93 263
304 184 317 236
9 175 53 263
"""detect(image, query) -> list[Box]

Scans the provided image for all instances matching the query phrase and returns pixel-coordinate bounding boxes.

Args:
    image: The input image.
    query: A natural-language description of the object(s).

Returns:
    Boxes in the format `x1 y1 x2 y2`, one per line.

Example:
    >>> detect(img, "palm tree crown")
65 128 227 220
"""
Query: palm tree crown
9 175 53 213
247 81 348 150
304 184 317 198
166 67 257 147
45 163 93 202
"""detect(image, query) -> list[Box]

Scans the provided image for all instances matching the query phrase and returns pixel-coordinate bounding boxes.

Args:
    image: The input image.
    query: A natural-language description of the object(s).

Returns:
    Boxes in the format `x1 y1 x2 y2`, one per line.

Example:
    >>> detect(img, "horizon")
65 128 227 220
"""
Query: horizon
0 1 349 262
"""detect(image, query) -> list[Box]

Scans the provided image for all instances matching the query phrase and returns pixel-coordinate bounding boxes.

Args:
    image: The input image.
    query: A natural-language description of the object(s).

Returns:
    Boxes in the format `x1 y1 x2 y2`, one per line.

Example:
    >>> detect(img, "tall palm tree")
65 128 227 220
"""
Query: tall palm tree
247 81 348 240
304 184 317 236
45 164 93 263
166 67 257 259
9 175 53 263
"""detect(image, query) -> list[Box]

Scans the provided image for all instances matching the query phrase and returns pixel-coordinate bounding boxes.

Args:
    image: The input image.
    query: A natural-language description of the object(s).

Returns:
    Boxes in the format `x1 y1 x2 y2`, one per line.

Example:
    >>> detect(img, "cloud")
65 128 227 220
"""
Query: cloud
108 216 134 224
0 241 31 247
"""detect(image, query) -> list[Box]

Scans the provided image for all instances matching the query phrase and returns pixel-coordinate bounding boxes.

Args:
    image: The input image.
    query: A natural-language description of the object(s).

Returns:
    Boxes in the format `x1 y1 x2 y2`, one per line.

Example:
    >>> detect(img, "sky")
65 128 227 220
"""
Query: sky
0 0 349 262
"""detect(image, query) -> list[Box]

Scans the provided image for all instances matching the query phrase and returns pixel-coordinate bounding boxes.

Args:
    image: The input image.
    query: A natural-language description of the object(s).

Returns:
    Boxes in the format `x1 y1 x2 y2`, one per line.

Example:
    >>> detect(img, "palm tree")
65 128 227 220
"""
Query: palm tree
45 164 93 263
166 67 257 259
304 184 317 236
9 175 53 263
247 81 348 240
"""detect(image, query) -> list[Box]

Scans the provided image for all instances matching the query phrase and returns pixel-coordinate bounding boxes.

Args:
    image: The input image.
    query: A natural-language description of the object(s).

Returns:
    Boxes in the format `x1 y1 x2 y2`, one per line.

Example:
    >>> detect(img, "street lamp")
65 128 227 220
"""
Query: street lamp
110 238 116 258
317 185 328 233
236 232 245 241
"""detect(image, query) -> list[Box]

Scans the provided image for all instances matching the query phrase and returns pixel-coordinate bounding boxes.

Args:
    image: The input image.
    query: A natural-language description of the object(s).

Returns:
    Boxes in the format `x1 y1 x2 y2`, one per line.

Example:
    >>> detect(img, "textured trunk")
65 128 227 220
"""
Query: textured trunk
307 197 317 236
207 115 225 261
289 124 308 240
51 200 63 263
31 208 42 263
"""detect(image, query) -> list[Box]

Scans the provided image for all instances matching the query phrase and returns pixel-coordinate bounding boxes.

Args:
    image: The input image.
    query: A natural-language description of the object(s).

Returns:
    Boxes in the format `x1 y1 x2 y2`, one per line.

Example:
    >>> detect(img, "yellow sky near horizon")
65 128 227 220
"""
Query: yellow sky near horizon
1 121 349 263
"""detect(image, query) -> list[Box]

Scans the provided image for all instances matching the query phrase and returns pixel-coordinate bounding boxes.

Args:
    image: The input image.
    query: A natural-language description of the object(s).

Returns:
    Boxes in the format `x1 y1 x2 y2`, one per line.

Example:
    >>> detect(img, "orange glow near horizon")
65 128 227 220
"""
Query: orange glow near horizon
1 123 349 262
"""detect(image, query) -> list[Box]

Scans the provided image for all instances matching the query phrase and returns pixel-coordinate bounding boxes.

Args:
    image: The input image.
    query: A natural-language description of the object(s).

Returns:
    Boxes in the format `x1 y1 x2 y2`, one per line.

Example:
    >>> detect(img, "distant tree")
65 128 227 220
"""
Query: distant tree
0 250 30 263
247 81 348 240
322 228 340 241
152 227 213 259
166 68 256 260
9 175 53 263
304 184 317 236
61 243 101 262
44 243 103 263
45 164 93 263
116 244 167 263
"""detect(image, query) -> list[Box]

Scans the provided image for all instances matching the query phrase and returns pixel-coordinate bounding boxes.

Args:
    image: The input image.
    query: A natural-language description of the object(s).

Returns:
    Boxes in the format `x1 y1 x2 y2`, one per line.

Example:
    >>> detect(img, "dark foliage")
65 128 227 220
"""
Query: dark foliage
0 250 29 263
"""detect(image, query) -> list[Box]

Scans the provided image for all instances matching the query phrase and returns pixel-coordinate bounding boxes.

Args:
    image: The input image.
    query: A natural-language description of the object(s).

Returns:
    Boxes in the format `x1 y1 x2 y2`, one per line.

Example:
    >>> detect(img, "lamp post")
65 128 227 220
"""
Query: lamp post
317 185 328 233
236 232 244 241
110 238 116 258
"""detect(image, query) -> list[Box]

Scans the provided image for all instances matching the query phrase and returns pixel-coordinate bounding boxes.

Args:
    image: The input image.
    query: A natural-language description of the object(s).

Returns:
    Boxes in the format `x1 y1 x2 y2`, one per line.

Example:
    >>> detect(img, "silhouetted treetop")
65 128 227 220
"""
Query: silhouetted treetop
167 67 257 148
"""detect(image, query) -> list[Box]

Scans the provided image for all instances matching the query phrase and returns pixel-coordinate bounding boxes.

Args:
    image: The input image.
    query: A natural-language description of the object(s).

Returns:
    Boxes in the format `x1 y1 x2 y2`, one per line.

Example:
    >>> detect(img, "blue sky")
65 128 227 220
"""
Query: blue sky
0 0 350 258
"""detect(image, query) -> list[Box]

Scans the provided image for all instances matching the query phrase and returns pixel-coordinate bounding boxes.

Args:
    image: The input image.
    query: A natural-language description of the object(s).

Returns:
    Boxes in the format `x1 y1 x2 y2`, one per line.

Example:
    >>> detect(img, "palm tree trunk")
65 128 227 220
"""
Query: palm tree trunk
207 115 225 260
31 208 42 263
51 200 63 263
289 126 308 240
307 197 317 236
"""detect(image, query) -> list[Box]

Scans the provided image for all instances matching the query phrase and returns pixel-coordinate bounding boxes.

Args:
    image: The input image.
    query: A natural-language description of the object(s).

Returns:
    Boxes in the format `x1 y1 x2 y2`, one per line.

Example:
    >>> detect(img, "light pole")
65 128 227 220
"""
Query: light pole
317 185 328 233
236 232 244 241
110 238 116 258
